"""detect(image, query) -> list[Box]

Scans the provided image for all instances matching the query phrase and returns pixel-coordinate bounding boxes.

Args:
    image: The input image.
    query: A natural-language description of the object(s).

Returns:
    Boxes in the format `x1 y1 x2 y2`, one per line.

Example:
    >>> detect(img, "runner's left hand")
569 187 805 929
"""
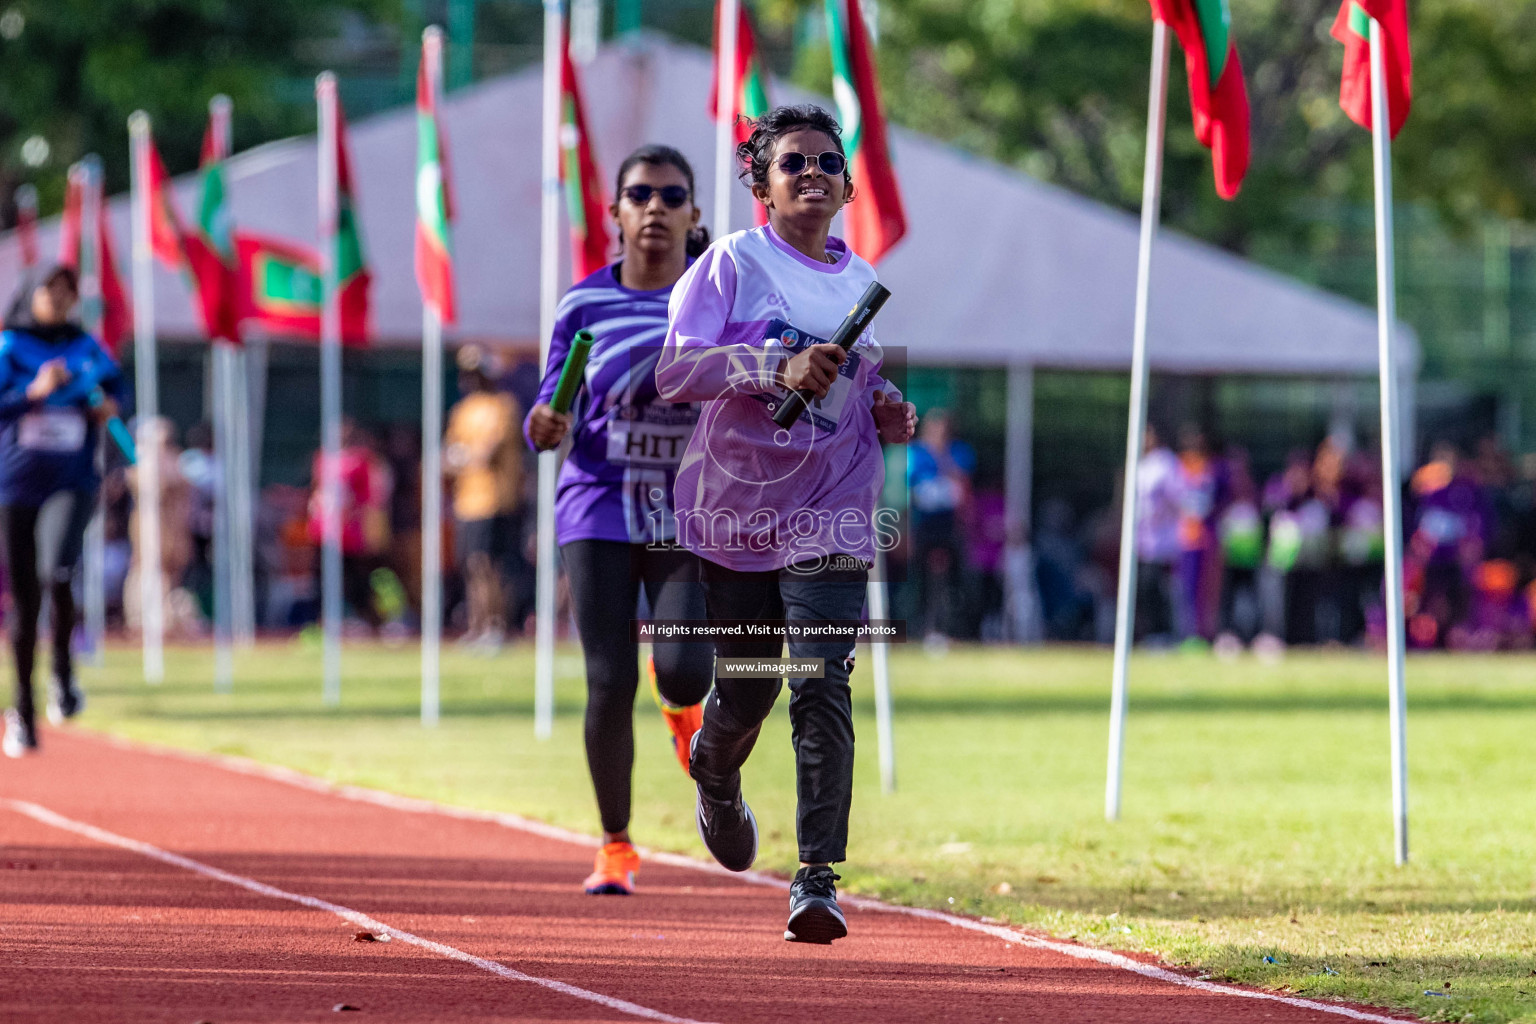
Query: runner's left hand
872 391 916 444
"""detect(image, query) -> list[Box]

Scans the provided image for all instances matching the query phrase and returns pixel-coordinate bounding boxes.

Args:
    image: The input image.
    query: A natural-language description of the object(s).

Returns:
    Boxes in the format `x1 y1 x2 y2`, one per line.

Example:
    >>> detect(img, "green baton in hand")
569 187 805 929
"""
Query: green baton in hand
550 329 594 415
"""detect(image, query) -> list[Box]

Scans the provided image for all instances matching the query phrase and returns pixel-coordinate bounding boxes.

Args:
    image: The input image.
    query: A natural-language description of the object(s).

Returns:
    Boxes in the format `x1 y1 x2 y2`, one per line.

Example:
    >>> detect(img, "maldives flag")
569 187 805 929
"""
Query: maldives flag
1148 0 1250 199
1331 0 1411 139
183 111 242 342
825 0 906 264
560 42 610 280
710 1 772 226
415 31 456 325
59 169 132 355
236 233 368 346
15 184 37 268
143 135 188 269
327 90 372 342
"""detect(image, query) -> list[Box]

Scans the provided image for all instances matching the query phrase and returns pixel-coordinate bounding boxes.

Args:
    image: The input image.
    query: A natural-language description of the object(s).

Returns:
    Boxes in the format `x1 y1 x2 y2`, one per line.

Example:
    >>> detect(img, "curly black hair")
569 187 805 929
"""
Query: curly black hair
735 104 855 199
613 143 711 258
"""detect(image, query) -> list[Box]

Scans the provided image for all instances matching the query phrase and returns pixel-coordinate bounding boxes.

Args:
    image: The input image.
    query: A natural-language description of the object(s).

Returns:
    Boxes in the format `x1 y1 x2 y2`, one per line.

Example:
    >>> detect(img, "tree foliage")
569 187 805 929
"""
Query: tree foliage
0 0 397 224
781 0 1536 253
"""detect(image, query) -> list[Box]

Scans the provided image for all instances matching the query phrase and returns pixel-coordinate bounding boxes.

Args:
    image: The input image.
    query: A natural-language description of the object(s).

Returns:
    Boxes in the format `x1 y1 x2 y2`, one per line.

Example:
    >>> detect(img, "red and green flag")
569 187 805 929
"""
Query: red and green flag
710 1 771 226
183 111 242 342
235 233 369 346
143 135 188 269
1148 0 1250 199
825 0 906 264
561 43 610 281
415 34 456 325
1331 0 1411 139
329 92 371 341
58 170 131 355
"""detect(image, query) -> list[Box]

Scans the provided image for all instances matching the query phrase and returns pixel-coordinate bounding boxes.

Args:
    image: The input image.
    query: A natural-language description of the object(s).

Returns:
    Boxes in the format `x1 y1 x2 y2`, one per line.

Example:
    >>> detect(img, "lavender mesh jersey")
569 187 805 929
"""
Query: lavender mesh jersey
527 264 699 545
656 225 901 572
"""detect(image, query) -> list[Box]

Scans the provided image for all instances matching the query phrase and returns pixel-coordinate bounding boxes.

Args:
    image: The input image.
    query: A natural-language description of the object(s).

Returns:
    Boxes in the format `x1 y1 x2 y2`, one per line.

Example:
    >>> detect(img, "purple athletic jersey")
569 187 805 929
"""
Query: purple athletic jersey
656 225 900 572
527 263 699 545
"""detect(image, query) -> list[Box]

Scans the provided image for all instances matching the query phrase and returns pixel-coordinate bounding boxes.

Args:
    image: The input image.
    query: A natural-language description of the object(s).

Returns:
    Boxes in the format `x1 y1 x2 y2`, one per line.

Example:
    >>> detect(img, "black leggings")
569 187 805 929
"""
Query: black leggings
562 539 714 835
1 491 96 728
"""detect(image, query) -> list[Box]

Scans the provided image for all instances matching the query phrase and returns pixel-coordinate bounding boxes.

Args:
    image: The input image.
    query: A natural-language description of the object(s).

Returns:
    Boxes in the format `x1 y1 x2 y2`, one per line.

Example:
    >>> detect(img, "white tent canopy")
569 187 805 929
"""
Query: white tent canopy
0 33 1413 378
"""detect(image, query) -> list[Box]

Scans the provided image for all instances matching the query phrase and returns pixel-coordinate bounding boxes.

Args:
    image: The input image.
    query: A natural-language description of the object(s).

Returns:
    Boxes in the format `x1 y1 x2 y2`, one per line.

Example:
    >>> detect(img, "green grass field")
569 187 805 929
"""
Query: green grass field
55 641 1536 1023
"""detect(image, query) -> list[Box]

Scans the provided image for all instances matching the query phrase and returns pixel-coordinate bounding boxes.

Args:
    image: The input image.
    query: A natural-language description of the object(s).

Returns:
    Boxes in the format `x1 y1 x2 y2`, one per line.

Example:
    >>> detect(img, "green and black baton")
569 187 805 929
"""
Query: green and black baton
550 328 594 415
771 281 892 430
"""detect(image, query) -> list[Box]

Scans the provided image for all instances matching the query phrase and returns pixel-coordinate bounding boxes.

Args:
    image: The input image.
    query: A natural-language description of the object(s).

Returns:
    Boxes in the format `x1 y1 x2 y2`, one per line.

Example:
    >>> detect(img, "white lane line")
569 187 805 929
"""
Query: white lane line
5 798 715 1024
81 732 1419 1024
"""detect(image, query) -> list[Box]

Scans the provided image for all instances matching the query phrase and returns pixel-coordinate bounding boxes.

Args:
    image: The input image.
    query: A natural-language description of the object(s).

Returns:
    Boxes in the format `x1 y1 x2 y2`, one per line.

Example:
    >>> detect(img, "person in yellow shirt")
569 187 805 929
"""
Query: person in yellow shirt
444 346 523 652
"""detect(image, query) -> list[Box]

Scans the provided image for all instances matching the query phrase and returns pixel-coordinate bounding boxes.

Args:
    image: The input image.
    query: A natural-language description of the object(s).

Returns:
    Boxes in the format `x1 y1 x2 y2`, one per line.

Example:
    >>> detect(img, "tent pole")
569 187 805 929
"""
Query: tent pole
534 0 566 741
1106 21 1169 823
1369 15 1409 867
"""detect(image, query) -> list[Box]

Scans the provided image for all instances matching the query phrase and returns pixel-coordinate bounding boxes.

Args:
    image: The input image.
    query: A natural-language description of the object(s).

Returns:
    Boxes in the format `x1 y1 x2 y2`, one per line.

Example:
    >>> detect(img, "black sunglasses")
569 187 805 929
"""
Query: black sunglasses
775 151 847 177
620 184 691 208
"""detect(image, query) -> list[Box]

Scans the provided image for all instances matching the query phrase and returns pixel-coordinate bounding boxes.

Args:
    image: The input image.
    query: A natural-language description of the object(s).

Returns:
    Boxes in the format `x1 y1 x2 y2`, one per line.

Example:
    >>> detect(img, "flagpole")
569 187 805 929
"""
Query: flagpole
318 72 345 707
533 0 565 741
420 27 447 729
128 113 165 684
1369 15 1409 867
1106 20 1170 823
209 92 254 653
713 0 739 239
77 156 107 667
209 94 235 694
869 546 896 793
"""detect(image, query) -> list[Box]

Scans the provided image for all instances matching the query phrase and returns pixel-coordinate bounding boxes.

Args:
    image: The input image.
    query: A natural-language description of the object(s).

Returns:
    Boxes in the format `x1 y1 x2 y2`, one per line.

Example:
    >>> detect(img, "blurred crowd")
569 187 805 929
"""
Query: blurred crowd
894 414 1536 653
88 388 1536 653
100 345 537 653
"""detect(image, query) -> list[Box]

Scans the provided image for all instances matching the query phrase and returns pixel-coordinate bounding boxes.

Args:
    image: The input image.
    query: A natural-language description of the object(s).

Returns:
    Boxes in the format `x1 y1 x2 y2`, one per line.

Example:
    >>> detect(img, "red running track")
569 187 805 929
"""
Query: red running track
0 729 1416 1023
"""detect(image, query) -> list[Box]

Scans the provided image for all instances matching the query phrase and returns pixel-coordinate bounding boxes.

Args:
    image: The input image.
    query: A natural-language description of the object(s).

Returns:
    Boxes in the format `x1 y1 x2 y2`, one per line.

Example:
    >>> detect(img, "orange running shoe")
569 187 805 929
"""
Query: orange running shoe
584 841 640 895
649 657 702 776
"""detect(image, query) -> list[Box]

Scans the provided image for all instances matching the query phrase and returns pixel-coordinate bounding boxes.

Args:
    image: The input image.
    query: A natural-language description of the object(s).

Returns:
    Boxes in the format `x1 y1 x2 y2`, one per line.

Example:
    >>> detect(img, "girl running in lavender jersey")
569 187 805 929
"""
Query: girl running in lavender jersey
656 105 917 943
525 145 714 895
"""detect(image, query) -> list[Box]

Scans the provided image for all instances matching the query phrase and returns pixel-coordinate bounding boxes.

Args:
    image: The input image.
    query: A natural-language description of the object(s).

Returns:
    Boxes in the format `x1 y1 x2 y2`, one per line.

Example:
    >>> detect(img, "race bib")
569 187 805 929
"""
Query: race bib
753 319 862 435
606 403 697 467
17 408 87 453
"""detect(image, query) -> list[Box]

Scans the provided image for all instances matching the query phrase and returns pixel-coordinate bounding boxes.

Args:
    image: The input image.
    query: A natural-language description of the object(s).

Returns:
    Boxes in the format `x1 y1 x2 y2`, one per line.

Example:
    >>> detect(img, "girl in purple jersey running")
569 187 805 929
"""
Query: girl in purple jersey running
525 145 714 896
656 106 917 943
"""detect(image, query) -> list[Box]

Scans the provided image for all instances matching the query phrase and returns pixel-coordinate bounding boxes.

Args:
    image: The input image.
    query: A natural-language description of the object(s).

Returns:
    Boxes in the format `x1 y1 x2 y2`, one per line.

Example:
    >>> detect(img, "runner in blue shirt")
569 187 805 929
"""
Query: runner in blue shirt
0 264 126 757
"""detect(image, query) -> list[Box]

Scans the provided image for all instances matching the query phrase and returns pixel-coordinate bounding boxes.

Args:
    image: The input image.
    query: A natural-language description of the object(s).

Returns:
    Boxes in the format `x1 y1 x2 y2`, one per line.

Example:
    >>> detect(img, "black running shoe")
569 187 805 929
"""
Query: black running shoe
695 785 759 872
46 676 85 725
691 728 758 870
784 865 847 944
3 709 38 758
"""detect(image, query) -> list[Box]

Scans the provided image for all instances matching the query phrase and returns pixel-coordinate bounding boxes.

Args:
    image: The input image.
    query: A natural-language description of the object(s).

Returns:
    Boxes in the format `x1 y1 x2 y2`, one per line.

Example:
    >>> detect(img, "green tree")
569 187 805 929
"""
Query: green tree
780 0 1536 254
0 0 398 224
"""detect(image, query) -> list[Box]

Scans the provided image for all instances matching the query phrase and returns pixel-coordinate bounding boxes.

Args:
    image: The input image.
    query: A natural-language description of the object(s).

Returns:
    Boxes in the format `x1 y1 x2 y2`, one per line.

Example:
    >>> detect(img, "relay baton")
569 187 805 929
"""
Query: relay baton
89 389 137 465
771 280 892 429
550 328 594 415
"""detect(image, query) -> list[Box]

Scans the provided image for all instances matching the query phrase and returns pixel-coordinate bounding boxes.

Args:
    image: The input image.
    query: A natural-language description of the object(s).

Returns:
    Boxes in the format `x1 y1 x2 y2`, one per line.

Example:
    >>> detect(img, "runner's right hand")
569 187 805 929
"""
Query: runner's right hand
527 404 572 450
778 343 846 400
26 359 71 401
